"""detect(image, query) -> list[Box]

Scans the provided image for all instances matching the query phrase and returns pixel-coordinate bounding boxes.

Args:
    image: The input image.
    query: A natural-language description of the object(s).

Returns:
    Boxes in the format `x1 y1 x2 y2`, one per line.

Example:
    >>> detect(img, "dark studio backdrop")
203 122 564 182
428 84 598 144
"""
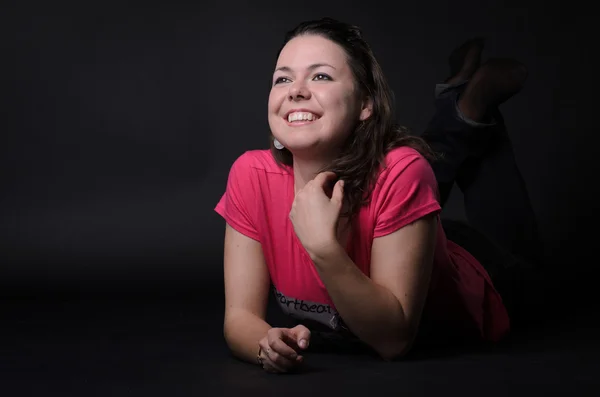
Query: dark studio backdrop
1 1 595 309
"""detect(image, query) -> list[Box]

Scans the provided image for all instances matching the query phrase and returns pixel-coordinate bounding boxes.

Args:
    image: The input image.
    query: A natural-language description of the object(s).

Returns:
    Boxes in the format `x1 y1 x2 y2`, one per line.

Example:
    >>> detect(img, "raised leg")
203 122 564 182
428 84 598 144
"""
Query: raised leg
455 113 542 267
454 58 542 266
422 40 543 266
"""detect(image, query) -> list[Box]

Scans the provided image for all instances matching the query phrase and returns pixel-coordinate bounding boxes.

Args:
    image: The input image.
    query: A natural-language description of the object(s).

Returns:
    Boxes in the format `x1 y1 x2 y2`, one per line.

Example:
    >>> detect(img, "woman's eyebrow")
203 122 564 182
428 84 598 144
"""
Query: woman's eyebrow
274 63 337 74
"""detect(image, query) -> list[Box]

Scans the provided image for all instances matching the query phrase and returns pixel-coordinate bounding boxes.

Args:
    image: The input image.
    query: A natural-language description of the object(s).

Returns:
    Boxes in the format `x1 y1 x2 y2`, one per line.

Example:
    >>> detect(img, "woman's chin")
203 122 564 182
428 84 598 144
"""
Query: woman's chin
282 142 320 154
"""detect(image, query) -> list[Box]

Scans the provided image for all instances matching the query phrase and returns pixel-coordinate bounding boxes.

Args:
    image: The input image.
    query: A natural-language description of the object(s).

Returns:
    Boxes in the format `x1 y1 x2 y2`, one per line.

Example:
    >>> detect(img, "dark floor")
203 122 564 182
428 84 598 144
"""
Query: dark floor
1 281 598 397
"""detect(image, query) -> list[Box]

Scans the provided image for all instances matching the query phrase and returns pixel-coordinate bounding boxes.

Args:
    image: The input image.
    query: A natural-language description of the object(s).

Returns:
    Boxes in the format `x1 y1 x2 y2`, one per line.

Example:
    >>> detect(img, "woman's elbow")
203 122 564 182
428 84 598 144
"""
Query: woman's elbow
377 346 408 362
376 334 415 361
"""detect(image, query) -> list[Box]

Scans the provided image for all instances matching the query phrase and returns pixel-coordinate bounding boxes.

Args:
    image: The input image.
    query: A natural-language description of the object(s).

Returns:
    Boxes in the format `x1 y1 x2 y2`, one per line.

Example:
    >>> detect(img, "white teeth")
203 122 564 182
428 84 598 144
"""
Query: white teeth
287 112 318 123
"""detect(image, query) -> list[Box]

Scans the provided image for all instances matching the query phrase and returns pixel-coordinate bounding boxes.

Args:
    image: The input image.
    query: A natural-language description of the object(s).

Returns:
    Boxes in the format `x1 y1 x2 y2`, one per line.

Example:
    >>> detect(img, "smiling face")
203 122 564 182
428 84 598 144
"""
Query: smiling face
268 34 372 158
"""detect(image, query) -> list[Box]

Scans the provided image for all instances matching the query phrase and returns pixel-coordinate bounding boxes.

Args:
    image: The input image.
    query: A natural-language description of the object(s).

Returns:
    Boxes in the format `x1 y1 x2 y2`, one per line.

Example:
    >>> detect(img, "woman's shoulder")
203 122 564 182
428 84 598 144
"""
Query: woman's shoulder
383 145 425 166
379 146 431 177
367 144 438 199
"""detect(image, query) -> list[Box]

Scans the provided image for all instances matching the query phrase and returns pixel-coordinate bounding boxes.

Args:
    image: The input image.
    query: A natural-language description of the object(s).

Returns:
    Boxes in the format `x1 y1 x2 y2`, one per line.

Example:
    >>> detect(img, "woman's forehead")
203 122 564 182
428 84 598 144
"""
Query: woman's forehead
276 35 348 71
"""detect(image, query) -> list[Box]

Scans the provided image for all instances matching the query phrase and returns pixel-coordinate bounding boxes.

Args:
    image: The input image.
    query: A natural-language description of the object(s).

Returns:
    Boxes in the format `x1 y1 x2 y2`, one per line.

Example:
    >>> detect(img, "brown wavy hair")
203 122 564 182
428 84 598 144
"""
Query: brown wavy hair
270 18 436 220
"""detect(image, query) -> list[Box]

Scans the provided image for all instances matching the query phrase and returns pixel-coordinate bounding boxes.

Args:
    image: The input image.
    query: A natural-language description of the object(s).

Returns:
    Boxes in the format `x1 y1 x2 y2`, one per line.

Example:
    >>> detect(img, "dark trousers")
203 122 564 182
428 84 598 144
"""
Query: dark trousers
421 83 543 324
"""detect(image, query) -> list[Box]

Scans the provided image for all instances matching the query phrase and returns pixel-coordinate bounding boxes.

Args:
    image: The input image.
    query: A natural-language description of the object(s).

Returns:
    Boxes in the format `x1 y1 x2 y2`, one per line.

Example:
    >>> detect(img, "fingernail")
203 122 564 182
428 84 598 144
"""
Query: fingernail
299 339 307 348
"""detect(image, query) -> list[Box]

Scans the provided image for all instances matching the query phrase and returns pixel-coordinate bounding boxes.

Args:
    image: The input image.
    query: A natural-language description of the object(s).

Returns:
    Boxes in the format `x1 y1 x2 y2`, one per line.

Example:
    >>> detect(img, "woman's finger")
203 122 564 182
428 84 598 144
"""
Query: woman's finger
263 362 282 373
270 336 301 360
261 347 288 373
265 344 296 370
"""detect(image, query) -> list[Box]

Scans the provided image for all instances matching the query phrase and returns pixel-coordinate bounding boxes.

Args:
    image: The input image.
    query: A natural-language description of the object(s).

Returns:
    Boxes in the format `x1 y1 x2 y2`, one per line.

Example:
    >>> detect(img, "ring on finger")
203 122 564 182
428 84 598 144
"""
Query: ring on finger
257 346 265 367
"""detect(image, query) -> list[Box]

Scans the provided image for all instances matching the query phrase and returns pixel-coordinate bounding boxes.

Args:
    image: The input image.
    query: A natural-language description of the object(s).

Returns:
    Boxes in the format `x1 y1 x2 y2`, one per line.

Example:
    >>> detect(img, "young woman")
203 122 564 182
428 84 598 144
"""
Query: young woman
215 18 540 373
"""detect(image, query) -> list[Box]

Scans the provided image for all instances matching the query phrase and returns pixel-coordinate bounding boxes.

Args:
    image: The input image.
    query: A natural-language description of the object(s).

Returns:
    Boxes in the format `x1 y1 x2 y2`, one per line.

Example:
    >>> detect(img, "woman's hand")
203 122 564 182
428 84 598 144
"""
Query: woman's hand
257 325 311 373
290 171 344 259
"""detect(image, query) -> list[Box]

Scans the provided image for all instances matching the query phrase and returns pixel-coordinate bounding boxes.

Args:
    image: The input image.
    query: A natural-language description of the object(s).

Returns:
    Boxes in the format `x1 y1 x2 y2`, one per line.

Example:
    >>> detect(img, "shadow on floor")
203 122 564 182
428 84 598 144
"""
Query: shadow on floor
0 281 597 396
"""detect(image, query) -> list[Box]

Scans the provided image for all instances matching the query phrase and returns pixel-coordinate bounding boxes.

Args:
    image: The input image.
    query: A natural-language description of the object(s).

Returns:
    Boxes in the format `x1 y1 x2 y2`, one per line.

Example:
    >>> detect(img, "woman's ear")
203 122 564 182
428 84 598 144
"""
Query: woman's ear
359 97 373 121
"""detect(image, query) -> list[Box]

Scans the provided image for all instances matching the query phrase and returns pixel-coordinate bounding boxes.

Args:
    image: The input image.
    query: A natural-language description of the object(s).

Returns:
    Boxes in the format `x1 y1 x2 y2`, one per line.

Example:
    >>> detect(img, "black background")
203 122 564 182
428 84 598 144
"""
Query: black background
1 0 594 302
1 2 598 395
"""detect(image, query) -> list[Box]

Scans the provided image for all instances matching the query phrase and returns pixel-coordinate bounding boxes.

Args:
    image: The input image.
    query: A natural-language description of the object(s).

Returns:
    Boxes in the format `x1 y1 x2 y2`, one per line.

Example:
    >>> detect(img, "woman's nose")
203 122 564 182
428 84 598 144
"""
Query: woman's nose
288 82 311 101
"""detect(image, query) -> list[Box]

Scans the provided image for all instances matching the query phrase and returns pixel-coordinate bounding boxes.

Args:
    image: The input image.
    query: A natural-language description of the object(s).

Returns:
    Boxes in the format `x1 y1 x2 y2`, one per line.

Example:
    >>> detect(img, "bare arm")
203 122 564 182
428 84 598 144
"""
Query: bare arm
222 223 272 363
309 214 438 360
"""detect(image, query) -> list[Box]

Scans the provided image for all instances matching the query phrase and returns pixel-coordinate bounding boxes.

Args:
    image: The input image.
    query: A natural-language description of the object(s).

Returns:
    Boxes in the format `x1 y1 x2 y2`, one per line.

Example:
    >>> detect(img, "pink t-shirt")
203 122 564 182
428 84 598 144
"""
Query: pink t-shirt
215 147 510 343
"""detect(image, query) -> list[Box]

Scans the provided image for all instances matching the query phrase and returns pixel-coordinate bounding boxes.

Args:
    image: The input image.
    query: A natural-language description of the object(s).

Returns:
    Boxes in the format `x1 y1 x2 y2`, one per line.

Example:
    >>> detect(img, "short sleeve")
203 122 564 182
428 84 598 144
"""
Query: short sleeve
214 152 260 241
373 151 442 238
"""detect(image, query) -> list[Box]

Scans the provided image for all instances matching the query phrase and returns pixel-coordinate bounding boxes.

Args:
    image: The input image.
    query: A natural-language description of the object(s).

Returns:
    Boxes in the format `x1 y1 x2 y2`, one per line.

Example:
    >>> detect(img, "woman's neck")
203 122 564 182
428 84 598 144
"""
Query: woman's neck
291 155 332 194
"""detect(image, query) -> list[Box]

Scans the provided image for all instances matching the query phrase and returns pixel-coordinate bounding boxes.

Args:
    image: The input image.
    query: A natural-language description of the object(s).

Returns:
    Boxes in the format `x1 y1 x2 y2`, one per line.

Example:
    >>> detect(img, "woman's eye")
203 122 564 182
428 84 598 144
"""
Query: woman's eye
314 74 331 81
274 77 290 84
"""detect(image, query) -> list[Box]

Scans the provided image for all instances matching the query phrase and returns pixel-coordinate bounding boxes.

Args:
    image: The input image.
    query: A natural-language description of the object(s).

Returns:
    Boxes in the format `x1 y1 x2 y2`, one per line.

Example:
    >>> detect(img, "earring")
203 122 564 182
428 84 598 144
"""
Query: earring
273 138 284 150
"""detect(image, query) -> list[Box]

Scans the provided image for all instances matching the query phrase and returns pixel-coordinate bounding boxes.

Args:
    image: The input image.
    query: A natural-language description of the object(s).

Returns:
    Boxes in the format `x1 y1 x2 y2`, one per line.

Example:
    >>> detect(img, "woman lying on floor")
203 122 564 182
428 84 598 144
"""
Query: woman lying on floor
215 17 541 373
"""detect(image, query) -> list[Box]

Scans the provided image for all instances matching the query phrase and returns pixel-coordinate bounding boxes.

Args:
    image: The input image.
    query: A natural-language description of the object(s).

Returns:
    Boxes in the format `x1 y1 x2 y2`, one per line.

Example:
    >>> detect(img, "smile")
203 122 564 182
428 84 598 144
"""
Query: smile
285 111 321 125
